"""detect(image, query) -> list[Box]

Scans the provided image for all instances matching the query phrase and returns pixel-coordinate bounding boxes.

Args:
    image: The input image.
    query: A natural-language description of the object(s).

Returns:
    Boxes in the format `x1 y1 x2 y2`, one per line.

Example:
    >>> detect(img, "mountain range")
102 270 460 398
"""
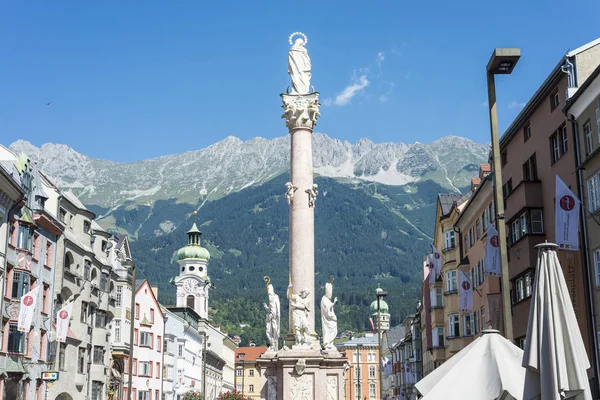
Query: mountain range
8 134 489 344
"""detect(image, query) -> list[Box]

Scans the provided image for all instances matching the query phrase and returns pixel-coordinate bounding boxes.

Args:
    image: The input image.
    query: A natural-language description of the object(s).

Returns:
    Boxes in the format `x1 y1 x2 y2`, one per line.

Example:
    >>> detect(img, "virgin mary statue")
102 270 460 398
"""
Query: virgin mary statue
288 36 312 95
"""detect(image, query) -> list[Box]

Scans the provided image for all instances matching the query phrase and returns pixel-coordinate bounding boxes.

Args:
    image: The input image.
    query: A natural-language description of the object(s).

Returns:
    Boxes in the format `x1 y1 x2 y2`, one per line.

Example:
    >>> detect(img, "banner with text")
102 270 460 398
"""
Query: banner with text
18 286 40 332
459 271 473 312
485 224 501 276
56 302 74 343
555 175 580 250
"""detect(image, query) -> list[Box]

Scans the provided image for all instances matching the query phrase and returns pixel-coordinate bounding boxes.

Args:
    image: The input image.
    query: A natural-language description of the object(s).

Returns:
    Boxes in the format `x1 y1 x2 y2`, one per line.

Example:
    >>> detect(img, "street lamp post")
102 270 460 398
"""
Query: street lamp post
377 289 388 400
486 48 521 343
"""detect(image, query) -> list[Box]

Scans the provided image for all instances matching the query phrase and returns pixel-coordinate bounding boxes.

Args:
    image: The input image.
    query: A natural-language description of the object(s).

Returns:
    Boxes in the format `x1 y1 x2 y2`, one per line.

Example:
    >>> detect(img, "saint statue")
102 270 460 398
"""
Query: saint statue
288 33 312 95
288 282 311 347
263 283 280 351
320 281 338 351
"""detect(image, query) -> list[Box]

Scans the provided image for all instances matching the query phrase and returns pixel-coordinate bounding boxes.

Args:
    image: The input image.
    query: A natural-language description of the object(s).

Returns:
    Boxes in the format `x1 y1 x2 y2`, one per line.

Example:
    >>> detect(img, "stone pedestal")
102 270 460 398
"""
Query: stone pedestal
256 348 349 400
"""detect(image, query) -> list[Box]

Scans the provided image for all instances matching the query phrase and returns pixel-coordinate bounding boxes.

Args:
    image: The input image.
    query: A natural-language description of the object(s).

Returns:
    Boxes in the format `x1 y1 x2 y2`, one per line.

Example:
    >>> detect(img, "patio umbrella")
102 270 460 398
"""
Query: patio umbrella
415 329 532 399
522 243 592 400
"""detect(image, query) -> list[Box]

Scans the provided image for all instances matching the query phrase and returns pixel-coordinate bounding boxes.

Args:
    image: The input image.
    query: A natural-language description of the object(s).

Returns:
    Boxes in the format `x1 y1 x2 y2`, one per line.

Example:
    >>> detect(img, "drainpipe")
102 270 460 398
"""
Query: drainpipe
568 112 600 395
127 264 136 400
160 315 166 398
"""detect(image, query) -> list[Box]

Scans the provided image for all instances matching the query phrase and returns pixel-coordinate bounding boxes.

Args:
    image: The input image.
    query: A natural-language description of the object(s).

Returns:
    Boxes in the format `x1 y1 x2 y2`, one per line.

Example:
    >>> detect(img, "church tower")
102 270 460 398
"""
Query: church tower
172 211 211 319
370 284 390 332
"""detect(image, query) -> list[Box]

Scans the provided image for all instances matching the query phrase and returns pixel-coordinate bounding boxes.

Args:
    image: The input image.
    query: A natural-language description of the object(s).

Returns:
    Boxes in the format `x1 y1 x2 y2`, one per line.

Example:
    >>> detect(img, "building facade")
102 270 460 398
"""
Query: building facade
565 61 600 389
381 325 404 399
454 166 503 341
498 38 600 387
124 280 165 400
234 346 267 398
338 334 380 400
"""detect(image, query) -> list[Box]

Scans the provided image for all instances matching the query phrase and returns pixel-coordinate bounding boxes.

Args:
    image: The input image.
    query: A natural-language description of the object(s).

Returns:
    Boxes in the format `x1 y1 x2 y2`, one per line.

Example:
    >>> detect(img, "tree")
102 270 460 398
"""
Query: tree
217 391 247 400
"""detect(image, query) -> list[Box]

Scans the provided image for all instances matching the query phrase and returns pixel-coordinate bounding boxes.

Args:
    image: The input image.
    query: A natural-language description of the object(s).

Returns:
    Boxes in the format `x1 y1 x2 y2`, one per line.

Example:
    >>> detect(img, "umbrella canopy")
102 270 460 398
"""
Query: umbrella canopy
415 329 533 400
522 243 592 400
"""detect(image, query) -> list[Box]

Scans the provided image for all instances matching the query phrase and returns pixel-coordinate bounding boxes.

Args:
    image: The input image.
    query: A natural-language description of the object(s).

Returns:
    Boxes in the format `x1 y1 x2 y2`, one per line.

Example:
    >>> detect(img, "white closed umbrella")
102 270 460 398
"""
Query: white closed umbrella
415 329 532 400
522 243 592 400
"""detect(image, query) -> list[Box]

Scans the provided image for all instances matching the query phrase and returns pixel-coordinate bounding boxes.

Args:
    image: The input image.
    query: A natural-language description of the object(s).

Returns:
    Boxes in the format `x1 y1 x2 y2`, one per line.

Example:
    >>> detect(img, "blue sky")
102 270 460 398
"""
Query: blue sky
1 0 599 162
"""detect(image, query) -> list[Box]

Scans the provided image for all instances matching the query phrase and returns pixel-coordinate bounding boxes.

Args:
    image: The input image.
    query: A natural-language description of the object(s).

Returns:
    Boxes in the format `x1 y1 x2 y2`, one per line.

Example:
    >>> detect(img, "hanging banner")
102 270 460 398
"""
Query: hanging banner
459 271 473 312
427 254 435 285
56 302 74 343
431 244 443 277
18 286 40 332
485 224 501 276
555 175 580 250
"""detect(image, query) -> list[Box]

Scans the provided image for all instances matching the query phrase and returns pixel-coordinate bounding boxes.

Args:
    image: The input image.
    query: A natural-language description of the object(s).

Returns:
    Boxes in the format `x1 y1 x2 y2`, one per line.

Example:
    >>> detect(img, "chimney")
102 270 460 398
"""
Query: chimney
151 286 158 299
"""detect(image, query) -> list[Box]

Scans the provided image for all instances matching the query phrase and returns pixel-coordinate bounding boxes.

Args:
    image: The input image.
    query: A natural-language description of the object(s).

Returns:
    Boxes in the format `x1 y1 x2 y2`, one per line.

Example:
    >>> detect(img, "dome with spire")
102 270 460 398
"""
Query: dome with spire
369 284 389 313
175 216 210 261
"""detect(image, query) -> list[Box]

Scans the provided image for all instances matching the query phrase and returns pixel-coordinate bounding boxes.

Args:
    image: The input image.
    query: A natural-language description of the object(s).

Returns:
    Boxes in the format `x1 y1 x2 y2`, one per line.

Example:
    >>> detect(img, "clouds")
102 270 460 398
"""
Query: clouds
508 100 526 109
324 51 396 107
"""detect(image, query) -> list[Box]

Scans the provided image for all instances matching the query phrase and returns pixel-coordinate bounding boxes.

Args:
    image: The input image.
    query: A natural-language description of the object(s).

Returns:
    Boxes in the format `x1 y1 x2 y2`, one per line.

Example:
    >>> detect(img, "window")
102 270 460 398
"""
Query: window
249 384 255 393
138 391 150 400
560 125 568 155
58 343 67 370
501 150 507 166
84 260 91 281
482 209 489 230
114 320 121 342
369 383 376 398
83 220 91 234
522 153 538 181
235 368 243 377
481 307 486 330
550 90 560 111
236 385 243 392
100 273 108 292
446 270 457 293
78 348 86 373
59 208 67 223
354 365 361 378
11 272 30 299
140 332 153 347
249 369 255 377
510 210 543 244
502 179 513 199
156 362 160 379
17 224 32 251
469 226 475 246
178 344 183 357
187 295 195 308
139 361 152 377
430 288 443 308
157 335 162 352
368 352 376 361
95 311 106 328
476 219 482 239
463 314 474 336
150 308 155 323
93 346 104 364
448 314 460 337
513 271 534 303
91 381 103 400
444 230 455 251
588 172 600 212
7 324 24 353
524 123 531 142
474 310 480 334
489 202 495 222
135 303 140 320
584 120 593 155
116 286 123 307
369 365 376 378
464 234 470 252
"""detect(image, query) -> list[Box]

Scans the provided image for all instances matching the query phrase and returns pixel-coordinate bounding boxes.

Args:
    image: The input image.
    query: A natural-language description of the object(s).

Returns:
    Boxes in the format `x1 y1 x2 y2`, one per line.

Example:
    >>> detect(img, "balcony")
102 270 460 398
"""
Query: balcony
504 180 543 219
442 245 456 254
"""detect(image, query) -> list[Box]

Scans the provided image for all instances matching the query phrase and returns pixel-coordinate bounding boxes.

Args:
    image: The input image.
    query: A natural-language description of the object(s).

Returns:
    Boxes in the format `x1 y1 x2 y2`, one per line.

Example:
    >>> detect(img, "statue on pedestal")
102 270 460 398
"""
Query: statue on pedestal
288 32 312 95
321 280 338 351
263 277 280 352
288 282 311 347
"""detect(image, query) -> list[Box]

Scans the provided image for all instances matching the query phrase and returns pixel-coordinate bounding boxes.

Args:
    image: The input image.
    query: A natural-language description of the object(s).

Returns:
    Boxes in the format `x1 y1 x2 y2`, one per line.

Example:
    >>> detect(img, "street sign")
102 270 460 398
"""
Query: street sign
42 371 59 381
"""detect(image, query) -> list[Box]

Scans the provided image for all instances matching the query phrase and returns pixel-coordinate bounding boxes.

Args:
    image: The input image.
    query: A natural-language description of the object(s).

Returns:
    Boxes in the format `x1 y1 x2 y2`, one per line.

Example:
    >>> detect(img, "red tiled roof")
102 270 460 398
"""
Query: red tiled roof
480 164 491 172
235 346 268 362
471 177 481 185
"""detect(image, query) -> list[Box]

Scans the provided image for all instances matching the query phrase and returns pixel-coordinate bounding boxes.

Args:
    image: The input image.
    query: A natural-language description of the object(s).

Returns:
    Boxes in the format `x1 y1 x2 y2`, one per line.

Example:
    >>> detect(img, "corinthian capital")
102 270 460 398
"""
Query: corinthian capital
281 92 320 132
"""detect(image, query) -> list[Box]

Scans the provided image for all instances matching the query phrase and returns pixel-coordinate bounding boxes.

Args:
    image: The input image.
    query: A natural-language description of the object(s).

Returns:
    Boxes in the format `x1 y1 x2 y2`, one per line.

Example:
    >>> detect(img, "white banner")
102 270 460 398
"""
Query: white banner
18 286 39 332
56 302 74 343
427 254 435 285
431 244 443 277
405 364 413 384
555 175 580 250
485 224 501 277
459 271 473 312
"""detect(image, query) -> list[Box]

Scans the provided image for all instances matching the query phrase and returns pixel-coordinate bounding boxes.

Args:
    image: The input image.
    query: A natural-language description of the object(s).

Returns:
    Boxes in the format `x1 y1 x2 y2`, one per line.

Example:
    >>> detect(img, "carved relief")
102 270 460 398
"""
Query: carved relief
294 359 306 376
290 374 312 400
267 376 277 400
281 93 320 131
326 375 338 400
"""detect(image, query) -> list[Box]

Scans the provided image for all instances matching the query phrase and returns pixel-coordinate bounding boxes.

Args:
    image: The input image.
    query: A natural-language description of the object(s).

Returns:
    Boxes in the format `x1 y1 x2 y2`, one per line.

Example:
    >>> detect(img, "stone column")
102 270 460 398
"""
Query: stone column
281 92 321 345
